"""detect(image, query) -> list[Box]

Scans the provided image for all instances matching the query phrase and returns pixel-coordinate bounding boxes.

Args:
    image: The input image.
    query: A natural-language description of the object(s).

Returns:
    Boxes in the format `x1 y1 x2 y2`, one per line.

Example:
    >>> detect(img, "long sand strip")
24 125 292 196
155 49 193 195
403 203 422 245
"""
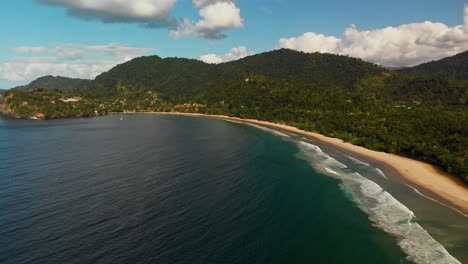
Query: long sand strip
143 112 468 215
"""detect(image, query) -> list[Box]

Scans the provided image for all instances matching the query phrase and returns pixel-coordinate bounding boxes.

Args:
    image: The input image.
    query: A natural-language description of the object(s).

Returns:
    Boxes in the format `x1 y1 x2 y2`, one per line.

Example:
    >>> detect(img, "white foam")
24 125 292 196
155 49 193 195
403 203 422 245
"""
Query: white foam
324 167 341 177
299 142 347 169
347 155 371 167
297 141 461 264
224 119 243 124
375 168 389 179
248 124 290 138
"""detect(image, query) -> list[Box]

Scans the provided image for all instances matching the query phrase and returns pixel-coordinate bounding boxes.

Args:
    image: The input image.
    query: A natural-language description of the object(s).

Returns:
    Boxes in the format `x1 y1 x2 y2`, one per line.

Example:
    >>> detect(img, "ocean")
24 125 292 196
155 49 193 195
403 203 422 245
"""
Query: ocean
0 114 466 264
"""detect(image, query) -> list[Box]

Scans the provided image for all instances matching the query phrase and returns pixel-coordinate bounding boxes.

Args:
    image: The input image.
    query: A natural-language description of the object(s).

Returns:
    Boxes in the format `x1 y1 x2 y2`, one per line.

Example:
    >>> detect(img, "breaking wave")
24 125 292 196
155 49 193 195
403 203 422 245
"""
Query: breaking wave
297 141 461 264
375 168 389 179
347 155 388 179
347 155 371 167
224 119 243 124
247 124 290 138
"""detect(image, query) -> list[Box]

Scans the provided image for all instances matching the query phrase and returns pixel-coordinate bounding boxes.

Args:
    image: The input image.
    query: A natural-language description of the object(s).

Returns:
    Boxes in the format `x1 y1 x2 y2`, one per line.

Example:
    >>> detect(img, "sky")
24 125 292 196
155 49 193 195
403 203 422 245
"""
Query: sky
0 0 467 89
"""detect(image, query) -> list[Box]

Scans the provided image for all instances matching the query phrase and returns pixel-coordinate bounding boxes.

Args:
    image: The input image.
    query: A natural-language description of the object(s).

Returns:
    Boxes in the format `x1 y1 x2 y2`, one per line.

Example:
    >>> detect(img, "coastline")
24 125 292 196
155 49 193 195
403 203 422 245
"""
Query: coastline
142 111 468 215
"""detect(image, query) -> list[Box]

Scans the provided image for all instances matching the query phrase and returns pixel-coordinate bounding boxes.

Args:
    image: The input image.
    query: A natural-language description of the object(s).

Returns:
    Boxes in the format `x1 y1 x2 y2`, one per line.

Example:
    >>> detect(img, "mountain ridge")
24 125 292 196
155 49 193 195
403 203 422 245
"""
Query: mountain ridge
86 49 384 100
398 50 468 81
13 49 468 92
14 75 91 92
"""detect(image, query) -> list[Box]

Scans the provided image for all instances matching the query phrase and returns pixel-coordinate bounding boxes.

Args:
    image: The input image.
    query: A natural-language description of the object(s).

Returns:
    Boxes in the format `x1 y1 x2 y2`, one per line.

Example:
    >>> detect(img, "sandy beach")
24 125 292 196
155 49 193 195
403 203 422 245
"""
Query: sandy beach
142 112 468 215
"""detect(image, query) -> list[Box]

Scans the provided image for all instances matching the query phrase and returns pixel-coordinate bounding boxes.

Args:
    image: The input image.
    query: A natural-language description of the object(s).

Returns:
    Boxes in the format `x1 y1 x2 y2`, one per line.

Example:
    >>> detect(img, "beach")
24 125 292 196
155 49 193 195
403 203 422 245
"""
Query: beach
145 112 468 215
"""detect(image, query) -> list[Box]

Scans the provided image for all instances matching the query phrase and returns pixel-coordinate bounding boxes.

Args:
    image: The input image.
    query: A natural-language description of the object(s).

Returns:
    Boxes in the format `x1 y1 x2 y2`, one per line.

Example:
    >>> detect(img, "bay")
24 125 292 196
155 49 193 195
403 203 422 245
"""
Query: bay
0 114 448 264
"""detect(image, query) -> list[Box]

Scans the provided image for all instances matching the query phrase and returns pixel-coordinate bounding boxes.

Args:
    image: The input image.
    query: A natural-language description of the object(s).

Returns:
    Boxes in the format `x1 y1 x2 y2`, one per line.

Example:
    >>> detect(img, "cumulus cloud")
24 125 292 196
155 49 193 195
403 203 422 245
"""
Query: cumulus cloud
199 46 255 63
276 5 468 67
36 0 244 39
1 43 154 83
171 1 244 40
277 33 342 54
37 0 177 27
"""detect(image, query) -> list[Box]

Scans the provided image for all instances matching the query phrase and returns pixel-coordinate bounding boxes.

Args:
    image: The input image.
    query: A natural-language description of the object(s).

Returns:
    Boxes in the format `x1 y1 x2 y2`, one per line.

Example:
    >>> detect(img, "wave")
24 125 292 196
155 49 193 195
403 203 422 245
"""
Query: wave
403 184 468 218
346 155 388 179
247 124 290 138
375 168 389 179
346 155 371 167
224 119 243 125
297 141 461 264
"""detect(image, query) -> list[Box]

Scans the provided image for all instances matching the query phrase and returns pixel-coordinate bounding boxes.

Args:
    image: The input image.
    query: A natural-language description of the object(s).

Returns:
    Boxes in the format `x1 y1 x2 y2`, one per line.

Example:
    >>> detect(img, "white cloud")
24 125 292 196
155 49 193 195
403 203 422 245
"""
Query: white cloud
1 43 154 83
14 43 154 61
37 0 244 39
0 57 116 82
276 5 468 67
277 33 341 54
15 46 49 54
85 43 155 60
200 46 255 63
193 0 235 8
37 0 177 27
171 2 244 40
16 45 86 60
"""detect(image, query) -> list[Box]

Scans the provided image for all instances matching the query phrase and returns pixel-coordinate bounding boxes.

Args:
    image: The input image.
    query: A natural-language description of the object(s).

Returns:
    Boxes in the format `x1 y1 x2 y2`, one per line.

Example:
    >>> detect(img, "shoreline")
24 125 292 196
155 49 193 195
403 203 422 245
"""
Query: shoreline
142 111 468 215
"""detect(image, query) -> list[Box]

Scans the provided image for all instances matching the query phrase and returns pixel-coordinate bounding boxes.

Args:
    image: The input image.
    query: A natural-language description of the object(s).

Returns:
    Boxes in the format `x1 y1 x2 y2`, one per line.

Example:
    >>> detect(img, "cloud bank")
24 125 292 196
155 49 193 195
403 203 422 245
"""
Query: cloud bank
171 1 244 40
193 0 235 8
199 46 254 63
37 0 177 27
37 0 244 39
0 57 117 82
0 43 154 83
276 5 468 67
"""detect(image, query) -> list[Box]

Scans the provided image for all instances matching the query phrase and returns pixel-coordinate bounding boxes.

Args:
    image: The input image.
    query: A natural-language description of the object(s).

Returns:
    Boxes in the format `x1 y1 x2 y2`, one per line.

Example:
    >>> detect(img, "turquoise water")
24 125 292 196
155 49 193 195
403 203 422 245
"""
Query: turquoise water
0 115 465 263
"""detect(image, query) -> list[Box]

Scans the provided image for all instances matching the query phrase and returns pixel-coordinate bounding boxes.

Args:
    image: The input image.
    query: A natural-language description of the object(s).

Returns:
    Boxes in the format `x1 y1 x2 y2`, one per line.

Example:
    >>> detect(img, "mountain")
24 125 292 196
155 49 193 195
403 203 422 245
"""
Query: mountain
85 49 384 101
15 75 91 92
398 51 468 81
3 49 467 181
92 56 216 99
107 49 383 90
86 49 464 107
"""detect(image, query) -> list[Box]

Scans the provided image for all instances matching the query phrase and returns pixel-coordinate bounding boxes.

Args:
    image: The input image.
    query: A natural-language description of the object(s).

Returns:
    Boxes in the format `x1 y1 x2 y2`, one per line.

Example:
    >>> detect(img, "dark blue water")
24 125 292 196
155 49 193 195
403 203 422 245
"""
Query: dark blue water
0 115 412 264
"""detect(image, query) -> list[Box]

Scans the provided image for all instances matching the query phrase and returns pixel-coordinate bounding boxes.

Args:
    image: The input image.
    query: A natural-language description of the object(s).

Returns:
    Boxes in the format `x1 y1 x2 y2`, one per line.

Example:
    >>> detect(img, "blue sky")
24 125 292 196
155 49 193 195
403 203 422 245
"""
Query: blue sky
0 0 467 88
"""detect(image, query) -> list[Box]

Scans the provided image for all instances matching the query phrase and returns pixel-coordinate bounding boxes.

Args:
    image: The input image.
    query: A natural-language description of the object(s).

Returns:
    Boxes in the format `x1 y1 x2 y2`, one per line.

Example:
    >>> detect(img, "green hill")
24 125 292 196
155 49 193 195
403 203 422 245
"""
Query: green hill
3 49 467 181
398 51 468 81
15 75 91 92
91 56 216 99
88 49 383 99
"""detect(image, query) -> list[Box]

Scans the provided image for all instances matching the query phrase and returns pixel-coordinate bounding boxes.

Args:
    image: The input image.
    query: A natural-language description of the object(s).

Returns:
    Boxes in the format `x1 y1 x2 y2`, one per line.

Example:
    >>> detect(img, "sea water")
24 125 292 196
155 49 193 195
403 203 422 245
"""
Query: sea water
0 115 466 264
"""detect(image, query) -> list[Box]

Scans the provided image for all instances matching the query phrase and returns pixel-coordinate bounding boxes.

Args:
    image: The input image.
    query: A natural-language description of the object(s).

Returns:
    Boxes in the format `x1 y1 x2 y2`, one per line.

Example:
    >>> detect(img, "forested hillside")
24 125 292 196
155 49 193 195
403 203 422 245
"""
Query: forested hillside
2 49 467 181
398 51 468 81
85 49 383 100
1 89 107 119
15 75 91 92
